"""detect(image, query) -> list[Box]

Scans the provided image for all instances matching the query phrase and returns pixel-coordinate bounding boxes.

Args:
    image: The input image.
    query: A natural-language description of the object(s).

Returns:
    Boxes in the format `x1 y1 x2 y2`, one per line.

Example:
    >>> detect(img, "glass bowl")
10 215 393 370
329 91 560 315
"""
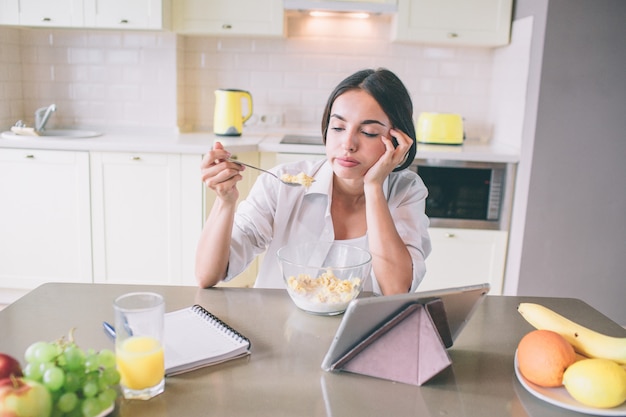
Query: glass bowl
277 242 372 315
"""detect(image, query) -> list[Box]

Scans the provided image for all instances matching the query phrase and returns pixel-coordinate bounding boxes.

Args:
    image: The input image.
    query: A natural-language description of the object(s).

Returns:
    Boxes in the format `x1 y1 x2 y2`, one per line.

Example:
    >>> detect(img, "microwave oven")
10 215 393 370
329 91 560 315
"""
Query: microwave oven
411 159 515 230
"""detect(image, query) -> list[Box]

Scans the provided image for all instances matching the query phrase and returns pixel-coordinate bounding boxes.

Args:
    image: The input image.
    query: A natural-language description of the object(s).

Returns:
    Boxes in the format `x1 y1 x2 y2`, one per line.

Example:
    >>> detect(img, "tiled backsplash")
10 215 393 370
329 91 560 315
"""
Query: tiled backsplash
0 26 178 132
1 15 502 138
0 29 22 130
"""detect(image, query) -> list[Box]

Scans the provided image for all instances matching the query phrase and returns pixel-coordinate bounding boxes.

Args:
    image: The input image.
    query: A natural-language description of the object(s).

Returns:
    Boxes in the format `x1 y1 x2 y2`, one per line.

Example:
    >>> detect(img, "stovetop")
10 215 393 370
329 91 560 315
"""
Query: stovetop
280 134 322 145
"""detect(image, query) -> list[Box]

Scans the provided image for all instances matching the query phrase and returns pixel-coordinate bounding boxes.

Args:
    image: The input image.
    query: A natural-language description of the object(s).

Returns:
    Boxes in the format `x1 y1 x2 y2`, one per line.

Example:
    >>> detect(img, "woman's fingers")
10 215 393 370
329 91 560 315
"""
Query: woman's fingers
388 129 412 163
200 143 245 200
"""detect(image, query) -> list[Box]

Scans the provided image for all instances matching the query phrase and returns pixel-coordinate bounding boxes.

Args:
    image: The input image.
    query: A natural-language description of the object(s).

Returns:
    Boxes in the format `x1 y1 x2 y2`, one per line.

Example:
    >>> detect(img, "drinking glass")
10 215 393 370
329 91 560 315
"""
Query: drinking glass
113 292 165 400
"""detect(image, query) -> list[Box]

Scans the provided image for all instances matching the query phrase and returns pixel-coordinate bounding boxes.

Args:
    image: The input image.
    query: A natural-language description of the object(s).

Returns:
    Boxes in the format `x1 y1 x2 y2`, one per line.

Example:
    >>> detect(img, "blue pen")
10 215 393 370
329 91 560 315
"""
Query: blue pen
103 322 116 340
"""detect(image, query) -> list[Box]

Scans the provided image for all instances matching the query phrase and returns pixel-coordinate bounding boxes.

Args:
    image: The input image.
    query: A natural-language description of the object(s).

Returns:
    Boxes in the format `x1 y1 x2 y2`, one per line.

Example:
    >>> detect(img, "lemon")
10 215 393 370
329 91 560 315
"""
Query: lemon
563 358 626 408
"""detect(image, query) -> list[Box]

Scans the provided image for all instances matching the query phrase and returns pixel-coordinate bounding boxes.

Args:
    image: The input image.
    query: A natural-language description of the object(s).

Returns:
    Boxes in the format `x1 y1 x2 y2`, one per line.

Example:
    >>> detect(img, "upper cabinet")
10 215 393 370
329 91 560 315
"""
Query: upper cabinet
13 0 84 28
0 0 171 29
84 0 170 30
392 0 513 47
172 0 285 37
2 0 511 46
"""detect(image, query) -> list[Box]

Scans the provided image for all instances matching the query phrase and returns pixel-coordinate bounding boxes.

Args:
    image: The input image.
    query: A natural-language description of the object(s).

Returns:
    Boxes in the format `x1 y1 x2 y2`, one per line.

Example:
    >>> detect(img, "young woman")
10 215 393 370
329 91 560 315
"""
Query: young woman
196 68 431 295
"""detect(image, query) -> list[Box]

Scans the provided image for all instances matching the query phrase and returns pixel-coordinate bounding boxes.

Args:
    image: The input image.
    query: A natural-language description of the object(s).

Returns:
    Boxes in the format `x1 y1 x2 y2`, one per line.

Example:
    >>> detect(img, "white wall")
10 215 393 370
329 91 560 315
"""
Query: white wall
513 0 626 325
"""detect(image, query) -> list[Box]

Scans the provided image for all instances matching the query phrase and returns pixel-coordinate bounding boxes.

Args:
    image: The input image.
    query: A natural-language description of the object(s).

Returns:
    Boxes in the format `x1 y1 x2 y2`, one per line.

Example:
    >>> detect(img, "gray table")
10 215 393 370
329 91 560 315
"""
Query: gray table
1 283 624 416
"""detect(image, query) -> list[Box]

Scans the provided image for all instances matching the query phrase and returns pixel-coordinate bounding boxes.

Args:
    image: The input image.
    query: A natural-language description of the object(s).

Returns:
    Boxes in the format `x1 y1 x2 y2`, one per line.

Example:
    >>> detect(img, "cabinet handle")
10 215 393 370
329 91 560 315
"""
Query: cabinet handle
445 233 456 238
25 154 35 159
41 17 51 22
119 19 129 24
222 24 232 29
447 32 459 39
131 156 141 161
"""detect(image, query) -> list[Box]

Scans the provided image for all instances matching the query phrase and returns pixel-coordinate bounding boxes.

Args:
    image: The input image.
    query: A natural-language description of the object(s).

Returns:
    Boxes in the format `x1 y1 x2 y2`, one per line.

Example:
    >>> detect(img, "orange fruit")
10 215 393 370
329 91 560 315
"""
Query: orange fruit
517 329 576 387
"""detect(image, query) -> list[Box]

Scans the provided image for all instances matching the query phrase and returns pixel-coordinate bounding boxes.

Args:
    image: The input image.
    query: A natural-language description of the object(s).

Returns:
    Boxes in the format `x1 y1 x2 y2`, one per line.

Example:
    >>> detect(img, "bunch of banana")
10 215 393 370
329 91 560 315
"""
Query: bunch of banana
517 303 626 365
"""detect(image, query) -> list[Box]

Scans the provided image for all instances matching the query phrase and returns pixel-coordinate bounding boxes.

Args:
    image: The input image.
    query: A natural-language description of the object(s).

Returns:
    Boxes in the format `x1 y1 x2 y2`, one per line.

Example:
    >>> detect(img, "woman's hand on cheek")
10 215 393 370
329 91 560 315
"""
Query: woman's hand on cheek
389 129 413 164
364 129 412 185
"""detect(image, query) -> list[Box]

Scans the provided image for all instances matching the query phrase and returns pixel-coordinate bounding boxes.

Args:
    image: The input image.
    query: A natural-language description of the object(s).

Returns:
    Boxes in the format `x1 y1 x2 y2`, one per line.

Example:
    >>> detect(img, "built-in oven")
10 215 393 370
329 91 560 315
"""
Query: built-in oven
411 159 516 230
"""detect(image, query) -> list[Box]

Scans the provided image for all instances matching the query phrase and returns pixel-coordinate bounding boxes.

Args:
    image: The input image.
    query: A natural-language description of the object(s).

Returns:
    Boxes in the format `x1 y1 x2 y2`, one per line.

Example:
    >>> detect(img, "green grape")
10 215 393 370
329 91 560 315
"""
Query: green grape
39 361 55 375
97 349 116 369
66 400 83 417
81 397 103 417
25 341 48 363
35 342 59 363
100 367 121 387
43 366 65 391
98 388 117 410
23 362 44 381
57 391 78 413
84 353 99 372
24 331 122 417
63 345 86 371
82 380 99 398
63 371 83 393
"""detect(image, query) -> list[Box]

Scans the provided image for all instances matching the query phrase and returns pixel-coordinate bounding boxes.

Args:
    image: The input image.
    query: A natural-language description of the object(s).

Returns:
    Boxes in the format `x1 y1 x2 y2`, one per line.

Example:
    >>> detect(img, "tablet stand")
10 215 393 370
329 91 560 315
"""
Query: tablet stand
331 299 452 386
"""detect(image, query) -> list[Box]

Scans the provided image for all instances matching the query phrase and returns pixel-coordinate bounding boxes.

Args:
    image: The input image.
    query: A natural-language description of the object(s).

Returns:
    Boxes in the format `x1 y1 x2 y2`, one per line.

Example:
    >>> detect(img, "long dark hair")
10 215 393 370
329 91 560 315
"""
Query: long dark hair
321 68 416 172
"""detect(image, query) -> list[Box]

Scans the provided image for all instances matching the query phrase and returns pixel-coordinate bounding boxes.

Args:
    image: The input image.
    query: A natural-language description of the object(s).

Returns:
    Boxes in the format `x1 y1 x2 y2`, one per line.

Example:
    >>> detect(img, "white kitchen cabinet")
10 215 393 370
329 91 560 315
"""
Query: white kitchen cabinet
172 0 285 37
180 154 204 286
0 0 18 25
84 0 170 30
0 0 170 29
90 151 202 286
420 228 508 295
0 148 92 293
392 0 513 47
15 0 84 27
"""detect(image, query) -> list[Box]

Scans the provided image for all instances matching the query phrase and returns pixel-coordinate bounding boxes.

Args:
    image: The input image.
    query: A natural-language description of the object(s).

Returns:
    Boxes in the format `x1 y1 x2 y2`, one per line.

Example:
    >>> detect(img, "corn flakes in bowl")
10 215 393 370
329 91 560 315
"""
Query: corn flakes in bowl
277 242 372 315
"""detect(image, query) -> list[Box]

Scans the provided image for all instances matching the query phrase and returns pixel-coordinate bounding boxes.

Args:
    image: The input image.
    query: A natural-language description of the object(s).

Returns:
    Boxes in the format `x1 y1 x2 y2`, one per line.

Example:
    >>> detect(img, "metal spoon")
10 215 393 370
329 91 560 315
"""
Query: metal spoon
228 158 303 187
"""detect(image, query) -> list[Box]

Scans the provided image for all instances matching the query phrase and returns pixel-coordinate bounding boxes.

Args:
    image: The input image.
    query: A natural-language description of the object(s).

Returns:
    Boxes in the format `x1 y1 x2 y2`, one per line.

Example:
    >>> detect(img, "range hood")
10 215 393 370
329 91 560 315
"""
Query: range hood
284 0 398 14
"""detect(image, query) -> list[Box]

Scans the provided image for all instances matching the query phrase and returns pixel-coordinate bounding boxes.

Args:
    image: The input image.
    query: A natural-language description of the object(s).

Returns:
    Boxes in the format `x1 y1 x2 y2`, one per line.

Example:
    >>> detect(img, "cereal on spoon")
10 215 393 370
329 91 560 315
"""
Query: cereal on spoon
280 172 315 187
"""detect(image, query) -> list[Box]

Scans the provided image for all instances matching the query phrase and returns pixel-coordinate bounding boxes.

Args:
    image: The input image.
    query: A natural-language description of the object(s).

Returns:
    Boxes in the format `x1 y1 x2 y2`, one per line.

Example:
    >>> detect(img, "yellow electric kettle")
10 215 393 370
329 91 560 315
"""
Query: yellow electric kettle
213 89 253 136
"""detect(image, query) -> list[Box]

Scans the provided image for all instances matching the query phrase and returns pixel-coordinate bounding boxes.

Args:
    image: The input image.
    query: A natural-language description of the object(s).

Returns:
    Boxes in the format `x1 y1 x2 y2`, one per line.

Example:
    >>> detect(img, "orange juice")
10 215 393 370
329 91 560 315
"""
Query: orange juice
116 336 164 390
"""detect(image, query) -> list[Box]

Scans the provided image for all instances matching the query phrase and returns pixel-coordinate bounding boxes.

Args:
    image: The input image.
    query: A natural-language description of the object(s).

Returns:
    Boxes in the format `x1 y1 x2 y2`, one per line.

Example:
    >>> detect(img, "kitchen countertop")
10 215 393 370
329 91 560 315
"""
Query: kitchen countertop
1 283 623 416
0 128 520 163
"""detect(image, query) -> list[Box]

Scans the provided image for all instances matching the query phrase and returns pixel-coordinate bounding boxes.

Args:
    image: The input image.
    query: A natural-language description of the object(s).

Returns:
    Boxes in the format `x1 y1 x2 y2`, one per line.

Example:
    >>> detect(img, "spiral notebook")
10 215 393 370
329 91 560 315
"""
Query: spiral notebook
163 304 251 376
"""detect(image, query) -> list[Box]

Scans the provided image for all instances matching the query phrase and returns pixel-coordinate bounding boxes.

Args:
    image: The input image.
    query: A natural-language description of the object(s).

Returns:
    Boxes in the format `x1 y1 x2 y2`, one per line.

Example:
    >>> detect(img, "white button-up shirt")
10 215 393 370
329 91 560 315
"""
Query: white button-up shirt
224 158 431 294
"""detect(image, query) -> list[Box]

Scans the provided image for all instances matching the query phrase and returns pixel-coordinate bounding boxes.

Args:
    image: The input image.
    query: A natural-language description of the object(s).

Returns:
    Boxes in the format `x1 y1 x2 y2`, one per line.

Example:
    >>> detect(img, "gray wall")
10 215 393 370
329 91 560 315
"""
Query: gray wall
514 0 626 324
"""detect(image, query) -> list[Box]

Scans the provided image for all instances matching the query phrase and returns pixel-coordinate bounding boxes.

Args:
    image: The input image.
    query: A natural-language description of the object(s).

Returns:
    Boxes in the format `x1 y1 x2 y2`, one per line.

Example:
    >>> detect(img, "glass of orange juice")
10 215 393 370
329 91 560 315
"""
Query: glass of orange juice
113 292 165 400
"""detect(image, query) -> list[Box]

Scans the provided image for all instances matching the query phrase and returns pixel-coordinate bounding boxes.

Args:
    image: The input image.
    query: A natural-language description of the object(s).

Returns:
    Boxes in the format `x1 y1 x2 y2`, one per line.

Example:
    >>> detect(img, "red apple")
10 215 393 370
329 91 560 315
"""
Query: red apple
0 376 52 417
0 353 22 380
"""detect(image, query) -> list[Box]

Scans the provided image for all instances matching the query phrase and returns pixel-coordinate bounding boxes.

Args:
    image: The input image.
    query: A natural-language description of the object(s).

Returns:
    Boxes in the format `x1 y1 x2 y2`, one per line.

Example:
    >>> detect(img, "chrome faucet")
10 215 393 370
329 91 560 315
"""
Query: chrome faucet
34 104 57 132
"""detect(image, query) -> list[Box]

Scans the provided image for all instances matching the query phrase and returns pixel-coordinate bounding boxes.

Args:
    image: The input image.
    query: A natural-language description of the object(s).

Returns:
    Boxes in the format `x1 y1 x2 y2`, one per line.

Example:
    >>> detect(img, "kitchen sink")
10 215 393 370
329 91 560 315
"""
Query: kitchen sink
1 129 102 139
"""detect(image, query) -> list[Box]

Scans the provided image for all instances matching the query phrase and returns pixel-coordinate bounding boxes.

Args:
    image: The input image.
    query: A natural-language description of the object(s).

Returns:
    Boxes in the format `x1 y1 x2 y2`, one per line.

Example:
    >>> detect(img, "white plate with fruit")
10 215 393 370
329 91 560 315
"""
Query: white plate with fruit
515 352 626 416
515 303 626 416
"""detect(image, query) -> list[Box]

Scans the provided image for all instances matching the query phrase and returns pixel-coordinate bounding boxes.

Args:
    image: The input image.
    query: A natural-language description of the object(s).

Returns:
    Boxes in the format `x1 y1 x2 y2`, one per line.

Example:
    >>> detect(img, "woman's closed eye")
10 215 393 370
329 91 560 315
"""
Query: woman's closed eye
362 131 379 138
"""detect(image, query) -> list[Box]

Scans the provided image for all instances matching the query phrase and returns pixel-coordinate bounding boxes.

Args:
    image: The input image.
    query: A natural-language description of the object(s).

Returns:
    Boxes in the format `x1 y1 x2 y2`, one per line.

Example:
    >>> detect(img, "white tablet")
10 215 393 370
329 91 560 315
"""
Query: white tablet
321 283 490 371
